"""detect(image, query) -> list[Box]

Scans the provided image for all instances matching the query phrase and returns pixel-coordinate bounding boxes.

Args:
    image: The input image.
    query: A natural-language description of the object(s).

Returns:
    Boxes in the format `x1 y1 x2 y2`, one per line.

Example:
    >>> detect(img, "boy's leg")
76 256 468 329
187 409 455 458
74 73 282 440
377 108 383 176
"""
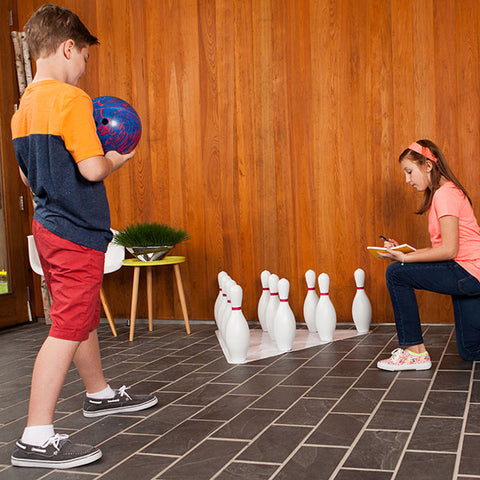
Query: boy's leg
75 303 159 417
73 329 108 394
13 338 102 469
79 326 158 418
13 332 103 470
27 336 80 427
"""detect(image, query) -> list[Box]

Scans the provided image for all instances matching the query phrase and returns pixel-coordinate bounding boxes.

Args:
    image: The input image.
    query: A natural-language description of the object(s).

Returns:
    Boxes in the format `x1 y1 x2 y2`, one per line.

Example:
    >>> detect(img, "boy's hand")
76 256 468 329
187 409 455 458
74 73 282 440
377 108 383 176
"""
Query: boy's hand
105 150 135 173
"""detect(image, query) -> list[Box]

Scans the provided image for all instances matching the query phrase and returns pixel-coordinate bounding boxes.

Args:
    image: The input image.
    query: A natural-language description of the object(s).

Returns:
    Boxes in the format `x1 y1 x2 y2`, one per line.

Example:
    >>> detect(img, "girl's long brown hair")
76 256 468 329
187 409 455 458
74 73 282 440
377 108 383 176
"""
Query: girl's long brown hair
399 139 472 215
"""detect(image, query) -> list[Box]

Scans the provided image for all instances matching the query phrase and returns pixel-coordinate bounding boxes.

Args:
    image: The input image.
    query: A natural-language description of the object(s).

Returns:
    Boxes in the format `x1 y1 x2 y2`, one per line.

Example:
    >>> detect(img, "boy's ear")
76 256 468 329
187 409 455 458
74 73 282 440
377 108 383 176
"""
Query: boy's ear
63 39 76 59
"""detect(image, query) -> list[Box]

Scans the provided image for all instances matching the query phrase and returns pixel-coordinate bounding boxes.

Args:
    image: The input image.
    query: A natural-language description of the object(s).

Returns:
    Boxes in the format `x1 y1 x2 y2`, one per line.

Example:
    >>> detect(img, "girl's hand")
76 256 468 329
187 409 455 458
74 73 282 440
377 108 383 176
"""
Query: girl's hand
377 248 404 262
383 238 398 248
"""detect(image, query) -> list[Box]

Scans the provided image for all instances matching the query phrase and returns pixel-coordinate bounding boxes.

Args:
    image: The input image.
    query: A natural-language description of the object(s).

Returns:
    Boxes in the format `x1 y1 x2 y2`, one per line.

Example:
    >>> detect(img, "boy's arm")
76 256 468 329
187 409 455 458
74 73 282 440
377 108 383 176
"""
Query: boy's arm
77 150 135 182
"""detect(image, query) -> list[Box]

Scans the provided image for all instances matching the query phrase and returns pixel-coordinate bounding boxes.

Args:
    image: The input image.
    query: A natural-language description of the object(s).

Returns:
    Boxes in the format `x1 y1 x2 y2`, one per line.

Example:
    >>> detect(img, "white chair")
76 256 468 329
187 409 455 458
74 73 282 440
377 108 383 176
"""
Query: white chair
27 231 124 337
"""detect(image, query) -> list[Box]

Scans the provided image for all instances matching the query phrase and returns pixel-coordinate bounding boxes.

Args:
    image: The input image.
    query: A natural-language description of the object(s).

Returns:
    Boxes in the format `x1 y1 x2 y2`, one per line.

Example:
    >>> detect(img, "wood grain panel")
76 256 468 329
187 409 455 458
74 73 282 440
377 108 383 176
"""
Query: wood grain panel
14 0 480 327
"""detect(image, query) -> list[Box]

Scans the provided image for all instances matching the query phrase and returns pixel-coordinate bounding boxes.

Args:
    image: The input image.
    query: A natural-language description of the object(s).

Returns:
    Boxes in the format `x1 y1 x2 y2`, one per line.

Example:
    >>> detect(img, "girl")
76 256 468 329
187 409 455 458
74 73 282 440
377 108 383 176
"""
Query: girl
377 139 480 370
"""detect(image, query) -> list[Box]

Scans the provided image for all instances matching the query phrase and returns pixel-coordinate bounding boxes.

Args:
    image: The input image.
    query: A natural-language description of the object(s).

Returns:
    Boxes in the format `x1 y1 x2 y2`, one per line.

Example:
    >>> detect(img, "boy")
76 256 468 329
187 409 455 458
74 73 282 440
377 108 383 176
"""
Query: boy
10 3 157 469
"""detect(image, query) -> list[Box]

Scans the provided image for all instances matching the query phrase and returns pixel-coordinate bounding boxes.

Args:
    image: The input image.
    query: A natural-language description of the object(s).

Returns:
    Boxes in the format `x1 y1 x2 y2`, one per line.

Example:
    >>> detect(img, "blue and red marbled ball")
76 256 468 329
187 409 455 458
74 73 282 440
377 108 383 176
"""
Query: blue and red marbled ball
92 96 142 154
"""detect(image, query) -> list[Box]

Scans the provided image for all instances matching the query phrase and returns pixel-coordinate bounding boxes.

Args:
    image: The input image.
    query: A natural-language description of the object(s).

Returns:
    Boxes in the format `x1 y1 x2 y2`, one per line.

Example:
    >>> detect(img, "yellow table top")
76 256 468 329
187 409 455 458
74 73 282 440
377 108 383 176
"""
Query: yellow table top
123 256 186 267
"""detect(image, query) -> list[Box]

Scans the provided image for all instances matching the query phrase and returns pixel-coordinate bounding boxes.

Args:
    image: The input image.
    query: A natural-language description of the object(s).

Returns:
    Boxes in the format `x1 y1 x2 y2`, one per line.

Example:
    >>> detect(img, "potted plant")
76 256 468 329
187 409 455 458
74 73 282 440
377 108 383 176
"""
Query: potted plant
113 222 190 261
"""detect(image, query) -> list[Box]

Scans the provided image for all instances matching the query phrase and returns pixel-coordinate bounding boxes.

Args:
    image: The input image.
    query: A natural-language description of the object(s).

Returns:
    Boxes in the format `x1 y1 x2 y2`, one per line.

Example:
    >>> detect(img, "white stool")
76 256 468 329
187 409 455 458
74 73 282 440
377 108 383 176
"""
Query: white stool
27 233 124 336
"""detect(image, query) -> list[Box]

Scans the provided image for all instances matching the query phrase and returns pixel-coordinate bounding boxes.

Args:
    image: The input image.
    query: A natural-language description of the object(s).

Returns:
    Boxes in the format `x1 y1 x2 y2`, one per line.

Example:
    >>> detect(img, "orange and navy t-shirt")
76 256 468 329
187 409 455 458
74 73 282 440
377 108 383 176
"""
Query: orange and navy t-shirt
11 80 112 252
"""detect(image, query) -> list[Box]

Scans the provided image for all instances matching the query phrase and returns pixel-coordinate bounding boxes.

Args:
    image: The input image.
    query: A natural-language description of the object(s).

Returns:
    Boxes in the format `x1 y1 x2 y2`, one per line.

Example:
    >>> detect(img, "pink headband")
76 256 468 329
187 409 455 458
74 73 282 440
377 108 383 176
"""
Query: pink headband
408 142 437 163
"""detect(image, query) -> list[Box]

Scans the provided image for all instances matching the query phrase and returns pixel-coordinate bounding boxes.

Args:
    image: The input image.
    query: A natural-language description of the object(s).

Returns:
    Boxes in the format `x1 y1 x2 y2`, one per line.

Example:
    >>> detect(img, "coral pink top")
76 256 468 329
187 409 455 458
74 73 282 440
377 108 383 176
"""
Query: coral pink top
429 181 480 282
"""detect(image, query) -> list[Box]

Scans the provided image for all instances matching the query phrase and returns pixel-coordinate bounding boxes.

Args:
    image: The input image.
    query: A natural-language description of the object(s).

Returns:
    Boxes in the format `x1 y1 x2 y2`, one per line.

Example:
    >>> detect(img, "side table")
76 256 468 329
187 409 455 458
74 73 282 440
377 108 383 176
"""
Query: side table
123 256 191 341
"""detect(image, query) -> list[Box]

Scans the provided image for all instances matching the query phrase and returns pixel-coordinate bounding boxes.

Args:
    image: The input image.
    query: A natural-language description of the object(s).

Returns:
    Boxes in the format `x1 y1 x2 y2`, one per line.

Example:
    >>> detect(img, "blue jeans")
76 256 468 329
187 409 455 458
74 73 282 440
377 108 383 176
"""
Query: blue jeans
386 260 480 360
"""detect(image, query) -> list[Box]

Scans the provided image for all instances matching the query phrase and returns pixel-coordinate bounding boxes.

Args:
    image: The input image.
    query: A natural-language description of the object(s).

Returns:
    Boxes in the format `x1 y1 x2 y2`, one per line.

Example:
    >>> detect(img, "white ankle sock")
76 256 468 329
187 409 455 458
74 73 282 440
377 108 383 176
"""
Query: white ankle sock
86 385 115 400
21 425 55 446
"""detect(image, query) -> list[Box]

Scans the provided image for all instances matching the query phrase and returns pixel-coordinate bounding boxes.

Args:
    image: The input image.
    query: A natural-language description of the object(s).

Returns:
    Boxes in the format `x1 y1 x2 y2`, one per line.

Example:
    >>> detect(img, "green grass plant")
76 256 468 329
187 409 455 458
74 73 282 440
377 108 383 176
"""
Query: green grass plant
113 222 190 248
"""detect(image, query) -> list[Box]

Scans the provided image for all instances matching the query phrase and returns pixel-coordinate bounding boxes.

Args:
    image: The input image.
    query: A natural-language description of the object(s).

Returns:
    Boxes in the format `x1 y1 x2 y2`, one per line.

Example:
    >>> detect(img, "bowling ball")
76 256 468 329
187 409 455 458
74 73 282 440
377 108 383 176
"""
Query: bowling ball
92 96 142 154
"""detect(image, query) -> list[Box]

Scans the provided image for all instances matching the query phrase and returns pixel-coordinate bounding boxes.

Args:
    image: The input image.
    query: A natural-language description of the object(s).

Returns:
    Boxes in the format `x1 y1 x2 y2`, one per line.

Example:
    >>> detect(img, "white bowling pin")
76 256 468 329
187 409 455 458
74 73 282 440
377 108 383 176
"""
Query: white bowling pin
265 274 280 339
222 279 238 337
352 268 372 334
257 270 271 331
303 269 319 333
219 278 236 336
214 271 228 326
224 284 250 363
315 273 336 342
274 278 296 352
216 275 230 330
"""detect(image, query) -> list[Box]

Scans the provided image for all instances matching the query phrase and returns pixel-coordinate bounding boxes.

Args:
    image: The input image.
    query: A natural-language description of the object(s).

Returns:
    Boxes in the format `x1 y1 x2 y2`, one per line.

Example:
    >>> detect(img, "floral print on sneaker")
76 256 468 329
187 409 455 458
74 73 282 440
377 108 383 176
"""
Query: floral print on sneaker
377 348 432 371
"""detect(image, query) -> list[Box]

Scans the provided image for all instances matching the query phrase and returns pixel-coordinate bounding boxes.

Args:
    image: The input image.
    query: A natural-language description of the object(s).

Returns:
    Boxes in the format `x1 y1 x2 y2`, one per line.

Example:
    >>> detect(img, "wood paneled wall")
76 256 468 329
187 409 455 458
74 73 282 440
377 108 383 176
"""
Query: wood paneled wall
14 0 480 325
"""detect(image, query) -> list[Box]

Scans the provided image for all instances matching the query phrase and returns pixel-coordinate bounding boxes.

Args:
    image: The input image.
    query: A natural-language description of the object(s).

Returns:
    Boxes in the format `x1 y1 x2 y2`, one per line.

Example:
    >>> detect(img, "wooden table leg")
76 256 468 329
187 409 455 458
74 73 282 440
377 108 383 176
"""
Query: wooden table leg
129 266 140 341
100 286 117 336
173 264 190 334
147 266 153 332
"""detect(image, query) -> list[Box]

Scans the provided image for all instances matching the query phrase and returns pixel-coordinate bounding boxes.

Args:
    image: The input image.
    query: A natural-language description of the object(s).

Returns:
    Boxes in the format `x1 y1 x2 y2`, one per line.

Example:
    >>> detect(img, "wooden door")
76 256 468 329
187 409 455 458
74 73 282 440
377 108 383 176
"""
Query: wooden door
0 2 34 328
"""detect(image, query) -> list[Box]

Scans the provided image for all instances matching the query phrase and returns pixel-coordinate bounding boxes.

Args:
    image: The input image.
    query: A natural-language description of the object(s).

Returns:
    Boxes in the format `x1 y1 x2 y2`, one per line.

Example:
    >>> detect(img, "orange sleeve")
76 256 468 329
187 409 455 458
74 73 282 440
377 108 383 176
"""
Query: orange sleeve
61 93 104 163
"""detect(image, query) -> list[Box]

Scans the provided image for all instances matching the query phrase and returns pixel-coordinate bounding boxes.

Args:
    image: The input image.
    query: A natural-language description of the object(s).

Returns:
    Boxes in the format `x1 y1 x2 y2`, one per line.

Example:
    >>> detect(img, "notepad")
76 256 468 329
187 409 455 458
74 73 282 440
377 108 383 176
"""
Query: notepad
367 244 416 259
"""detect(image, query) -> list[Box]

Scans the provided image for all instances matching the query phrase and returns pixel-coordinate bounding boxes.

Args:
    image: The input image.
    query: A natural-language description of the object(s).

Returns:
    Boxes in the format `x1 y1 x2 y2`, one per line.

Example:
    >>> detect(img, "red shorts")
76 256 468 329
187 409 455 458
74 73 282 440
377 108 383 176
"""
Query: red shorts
32 220 105 342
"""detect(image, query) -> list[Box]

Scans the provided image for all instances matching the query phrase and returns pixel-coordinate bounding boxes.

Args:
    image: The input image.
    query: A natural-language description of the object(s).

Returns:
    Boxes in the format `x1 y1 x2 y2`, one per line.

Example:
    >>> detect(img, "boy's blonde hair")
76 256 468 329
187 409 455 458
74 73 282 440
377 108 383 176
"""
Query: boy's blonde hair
25 3 98 60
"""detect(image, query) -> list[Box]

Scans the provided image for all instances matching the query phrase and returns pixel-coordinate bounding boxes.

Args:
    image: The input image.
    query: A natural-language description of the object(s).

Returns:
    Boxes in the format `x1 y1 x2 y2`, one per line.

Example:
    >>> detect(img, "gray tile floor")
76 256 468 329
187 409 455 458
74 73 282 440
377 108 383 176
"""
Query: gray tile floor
0 320 478 479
